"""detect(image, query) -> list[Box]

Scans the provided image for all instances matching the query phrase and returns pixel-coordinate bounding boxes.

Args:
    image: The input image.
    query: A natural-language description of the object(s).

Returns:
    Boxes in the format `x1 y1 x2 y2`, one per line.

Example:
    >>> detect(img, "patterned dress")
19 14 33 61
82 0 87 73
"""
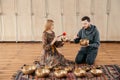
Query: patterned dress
38 31 74 67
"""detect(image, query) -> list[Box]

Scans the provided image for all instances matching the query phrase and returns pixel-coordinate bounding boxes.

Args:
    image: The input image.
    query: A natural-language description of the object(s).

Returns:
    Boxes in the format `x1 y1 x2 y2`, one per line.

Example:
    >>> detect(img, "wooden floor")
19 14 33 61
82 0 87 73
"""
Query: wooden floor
0 43 120 80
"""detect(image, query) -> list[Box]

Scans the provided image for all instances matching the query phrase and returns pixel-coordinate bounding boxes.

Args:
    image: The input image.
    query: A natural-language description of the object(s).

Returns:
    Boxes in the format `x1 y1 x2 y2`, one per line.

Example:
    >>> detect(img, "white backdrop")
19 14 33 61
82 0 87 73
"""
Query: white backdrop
0 0 120 41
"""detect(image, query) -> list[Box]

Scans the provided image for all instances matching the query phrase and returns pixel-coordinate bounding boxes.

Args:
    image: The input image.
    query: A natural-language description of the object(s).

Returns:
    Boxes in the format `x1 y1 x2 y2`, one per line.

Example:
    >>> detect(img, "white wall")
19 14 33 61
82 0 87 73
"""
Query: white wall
0 0 120 41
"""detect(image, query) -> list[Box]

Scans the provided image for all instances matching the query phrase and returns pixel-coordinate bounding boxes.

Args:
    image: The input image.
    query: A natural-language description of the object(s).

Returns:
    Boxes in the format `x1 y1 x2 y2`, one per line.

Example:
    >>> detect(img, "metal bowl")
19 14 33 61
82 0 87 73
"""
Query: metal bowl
91 69 103 76
21 65 36 75
44 65 53 70
54 70 67 78
80 39 89 46
95 65 102 69
74 68 86 77
64 66 73 72
54 66 62 71
35 68 50 78
83 66 91 72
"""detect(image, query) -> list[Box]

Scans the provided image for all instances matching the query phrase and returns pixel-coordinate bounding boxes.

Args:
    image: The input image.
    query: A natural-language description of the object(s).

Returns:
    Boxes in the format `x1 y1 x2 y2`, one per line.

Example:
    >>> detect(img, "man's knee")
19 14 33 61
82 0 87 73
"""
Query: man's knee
75 51 84 64
86 54 97 65
86 58 94 65
75 56 82 64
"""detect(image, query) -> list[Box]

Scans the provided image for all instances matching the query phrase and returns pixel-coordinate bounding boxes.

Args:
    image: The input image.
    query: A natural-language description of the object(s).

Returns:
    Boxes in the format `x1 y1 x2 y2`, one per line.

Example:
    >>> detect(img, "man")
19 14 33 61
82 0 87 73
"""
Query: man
74 16 100 65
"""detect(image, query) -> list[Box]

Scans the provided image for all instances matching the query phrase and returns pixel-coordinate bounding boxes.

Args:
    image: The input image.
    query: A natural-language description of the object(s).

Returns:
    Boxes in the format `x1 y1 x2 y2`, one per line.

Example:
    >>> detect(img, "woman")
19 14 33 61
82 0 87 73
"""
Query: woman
37 19 74 67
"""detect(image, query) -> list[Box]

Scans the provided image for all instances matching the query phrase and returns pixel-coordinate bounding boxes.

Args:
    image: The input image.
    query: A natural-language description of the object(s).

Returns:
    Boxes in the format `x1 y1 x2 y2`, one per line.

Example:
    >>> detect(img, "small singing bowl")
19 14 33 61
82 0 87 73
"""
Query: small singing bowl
35 68 50 78
21 65 36 75
44 65 53 70
80 39 89 46
64 66 73 72
74 68 86 77
95 65 102 69
54 70 67 78
54 66 62 71
91 69 103 76
83 67 91 72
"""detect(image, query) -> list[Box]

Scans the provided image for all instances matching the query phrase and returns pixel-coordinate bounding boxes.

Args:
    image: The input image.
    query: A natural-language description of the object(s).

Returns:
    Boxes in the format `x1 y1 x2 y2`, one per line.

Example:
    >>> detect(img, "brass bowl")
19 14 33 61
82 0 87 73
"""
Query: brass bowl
64 66 73 72
74 68 86 77
95 65 101 69
21 65 36 75
54 70 67 78
44 65 53 70
91 69 103 76
54 66 62 71
35 68 50 78
80 39 89 46
83 67 91 72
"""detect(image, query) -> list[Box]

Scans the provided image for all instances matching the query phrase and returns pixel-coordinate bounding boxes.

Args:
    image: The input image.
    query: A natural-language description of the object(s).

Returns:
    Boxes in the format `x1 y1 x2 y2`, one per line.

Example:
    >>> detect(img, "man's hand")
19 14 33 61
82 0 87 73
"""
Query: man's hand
74 35 79 39
81 43 89 47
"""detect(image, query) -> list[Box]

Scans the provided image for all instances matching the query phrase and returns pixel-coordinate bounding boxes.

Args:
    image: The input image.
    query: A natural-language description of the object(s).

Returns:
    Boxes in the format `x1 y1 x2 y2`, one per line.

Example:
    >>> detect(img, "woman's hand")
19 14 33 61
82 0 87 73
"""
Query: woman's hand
51 36 59 45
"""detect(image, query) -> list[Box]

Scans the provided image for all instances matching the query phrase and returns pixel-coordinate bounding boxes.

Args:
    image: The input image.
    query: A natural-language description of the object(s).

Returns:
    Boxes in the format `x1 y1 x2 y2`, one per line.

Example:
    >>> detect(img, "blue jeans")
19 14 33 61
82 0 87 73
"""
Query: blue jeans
75 47 98 65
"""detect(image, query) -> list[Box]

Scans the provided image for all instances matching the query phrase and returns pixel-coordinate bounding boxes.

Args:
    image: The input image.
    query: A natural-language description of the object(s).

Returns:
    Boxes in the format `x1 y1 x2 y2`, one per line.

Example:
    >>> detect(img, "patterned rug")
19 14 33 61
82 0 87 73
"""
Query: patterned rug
12 65 120 80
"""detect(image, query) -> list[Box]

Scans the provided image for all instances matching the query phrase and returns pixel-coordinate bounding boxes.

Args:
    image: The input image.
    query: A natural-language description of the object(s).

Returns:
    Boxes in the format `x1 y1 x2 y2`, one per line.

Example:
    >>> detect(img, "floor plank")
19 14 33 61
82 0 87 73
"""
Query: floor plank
0 43 120 80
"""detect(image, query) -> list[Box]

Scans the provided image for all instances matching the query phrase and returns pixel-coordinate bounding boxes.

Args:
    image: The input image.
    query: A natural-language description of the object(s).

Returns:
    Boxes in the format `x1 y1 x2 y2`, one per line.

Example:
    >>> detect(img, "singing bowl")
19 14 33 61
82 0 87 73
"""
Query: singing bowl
74 68 86 77
91 69 103 76
54 70 67 78
54 66 62 71
95 65 102 69
21 65 36 75
64 66 73 72
83 67 91 72
35 68 50 78
44 65 53 70
80 39 89 46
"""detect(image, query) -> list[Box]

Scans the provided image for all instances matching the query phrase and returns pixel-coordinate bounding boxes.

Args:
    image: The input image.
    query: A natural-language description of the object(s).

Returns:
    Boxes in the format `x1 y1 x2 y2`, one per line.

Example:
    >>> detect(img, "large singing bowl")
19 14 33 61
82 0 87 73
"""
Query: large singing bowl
74 68 86 77
80 39 89 46
21 65 36 75
91 69 103 76
54 70 67 78
35 68 50 78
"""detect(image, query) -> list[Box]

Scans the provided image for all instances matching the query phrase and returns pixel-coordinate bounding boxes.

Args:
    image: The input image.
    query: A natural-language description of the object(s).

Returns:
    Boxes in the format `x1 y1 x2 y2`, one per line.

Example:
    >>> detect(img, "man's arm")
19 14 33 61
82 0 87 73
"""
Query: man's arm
88 29 100 48
74 30 82 43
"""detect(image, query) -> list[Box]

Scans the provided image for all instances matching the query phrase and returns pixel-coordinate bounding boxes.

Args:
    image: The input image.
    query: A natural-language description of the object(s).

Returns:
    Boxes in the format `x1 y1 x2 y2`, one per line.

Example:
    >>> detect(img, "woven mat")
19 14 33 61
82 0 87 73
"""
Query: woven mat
12 65 120 80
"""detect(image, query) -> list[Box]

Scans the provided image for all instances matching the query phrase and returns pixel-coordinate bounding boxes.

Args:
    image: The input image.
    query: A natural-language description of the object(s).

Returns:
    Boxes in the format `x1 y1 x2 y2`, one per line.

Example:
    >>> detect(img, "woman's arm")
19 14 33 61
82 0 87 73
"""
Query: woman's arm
42 32 52 51
50 37 58 45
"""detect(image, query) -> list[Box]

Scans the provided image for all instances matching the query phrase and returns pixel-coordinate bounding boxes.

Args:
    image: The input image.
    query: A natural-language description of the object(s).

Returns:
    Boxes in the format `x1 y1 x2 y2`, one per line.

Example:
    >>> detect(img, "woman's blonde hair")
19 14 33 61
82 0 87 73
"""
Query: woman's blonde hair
44 19 54 32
